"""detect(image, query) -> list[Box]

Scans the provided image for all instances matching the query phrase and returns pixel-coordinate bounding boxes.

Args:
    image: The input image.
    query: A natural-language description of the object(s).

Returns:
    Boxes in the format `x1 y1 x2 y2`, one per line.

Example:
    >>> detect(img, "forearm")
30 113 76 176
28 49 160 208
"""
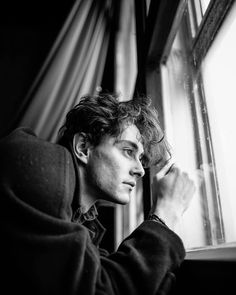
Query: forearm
99 221 185 295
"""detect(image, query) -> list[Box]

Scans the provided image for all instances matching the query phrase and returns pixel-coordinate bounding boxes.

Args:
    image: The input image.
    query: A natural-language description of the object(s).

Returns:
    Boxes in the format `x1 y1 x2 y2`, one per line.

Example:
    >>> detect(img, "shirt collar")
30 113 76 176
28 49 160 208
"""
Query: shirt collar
72 204 98 224
72 204 106 247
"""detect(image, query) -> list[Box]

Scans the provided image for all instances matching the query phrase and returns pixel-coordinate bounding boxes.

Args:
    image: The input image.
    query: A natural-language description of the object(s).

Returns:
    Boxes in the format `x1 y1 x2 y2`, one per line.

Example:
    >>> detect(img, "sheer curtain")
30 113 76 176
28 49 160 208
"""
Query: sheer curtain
18 0 113 142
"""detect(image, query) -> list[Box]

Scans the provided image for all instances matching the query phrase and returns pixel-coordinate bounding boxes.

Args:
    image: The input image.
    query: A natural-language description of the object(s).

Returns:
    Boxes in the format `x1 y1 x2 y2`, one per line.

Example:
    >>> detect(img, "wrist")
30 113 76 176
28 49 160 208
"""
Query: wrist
149 208 180 231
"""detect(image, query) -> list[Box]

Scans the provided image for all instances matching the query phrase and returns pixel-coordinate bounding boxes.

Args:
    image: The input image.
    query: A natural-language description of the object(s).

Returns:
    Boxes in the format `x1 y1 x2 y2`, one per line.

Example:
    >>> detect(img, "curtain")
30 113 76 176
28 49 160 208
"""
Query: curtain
18 0 113 142
115 0 137 101
113 0 140 248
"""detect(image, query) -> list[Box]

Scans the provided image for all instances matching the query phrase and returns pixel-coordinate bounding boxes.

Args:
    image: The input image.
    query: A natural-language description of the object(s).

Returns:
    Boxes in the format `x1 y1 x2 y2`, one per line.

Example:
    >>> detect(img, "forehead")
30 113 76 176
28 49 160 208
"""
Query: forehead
119 124 141 140
97 123 144 154
116 124 144 152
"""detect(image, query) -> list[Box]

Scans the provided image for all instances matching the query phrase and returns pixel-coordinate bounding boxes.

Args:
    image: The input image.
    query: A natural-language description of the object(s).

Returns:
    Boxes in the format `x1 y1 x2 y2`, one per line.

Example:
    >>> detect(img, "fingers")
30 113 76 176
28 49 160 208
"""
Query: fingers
151 164 197 229
154 165 196 201
156 159 175 180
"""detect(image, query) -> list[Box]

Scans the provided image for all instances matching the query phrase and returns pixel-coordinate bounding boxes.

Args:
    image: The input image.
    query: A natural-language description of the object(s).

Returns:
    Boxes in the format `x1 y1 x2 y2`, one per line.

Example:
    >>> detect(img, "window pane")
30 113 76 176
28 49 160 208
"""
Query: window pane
187 0 212 38
200 0 211 14
161 29 210 249
160 3 236 249
201 1 236 243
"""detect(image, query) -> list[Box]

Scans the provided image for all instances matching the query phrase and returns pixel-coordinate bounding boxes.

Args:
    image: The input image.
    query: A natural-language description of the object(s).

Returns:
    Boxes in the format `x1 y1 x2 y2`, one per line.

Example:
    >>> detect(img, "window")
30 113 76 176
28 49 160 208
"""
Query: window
188 0 211 37
160 0 236 250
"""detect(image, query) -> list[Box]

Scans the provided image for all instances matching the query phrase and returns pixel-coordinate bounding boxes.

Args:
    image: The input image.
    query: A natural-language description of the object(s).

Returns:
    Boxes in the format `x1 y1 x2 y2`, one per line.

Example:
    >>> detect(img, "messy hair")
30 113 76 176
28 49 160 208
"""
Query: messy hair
57 93 171 168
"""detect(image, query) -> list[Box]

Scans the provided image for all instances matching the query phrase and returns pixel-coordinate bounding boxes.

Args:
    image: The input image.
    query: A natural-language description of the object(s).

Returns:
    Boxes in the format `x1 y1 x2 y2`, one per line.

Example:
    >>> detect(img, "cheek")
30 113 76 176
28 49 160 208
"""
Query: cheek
87 152 121 188
99 159 121 185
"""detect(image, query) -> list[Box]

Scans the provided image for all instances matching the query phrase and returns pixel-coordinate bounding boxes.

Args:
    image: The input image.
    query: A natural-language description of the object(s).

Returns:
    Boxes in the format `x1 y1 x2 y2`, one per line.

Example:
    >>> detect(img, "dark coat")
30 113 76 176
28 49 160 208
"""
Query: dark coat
0 127 185 295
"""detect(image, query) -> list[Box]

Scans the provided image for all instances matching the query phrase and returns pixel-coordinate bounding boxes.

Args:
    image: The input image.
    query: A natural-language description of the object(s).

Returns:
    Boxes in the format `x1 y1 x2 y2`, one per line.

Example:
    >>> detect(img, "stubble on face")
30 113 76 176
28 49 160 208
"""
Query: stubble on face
86 138 127 204
85 124 144 205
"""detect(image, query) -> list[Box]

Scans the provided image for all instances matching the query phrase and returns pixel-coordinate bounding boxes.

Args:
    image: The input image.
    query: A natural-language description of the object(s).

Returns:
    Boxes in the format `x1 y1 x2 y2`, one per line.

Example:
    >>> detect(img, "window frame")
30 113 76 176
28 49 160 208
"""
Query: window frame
192 0 234 66
161 0 235 65
159 0 236 257
186 242 236 261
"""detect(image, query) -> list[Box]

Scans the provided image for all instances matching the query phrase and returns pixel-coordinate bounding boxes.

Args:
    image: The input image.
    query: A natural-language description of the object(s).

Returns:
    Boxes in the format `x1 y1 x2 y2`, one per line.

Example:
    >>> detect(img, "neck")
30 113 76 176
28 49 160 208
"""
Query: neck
76 165 97 213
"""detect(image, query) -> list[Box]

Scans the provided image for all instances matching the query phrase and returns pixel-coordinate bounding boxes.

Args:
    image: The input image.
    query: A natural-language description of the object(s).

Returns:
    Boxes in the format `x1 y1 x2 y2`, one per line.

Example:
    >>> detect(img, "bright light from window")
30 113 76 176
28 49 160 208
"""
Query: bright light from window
200 0 211 14
161 33 208 249
160 1 236 250
201 1 236 243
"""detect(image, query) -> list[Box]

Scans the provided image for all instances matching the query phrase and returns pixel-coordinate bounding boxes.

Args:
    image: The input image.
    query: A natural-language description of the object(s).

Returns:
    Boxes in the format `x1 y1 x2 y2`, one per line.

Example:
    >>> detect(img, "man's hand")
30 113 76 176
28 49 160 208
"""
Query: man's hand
150 164 196 231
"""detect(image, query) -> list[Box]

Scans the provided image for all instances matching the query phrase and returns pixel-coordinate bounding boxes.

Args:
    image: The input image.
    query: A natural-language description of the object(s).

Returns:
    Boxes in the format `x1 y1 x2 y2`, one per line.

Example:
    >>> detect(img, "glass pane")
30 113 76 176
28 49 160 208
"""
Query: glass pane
200 0 211 15
187 0 211 38
201 1 236 243
193 0 204 26
161 30 209 249
160 8 228 249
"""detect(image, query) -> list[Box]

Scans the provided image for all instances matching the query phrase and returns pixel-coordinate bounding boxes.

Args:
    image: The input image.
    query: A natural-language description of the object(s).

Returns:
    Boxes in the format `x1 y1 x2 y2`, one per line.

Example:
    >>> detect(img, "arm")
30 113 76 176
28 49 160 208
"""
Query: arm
96 164 197 294
97 220 185 295
0 128 186 295
93 165 194 295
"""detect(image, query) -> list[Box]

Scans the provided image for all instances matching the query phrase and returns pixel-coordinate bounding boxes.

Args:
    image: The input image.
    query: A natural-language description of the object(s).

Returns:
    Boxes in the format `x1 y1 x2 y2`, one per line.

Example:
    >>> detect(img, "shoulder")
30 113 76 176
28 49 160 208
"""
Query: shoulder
0 127 70 173
0 127 76 220
0 126 37 144
0 127 47 153
0 126 71 160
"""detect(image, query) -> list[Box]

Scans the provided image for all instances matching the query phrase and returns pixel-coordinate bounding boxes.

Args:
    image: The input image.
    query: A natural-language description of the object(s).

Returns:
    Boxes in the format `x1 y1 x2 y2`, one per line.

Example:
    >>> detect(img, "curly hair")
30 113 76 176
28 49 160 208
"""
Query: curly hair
57 93 171 168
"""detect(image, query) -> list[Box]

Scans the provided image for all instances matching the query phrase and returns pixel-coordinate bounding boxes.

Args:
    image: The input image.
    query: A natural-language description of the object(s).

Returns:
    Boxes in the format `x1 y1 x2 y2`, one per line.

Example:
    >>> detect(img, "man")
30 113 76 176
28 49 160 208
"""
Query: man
0 94 195 295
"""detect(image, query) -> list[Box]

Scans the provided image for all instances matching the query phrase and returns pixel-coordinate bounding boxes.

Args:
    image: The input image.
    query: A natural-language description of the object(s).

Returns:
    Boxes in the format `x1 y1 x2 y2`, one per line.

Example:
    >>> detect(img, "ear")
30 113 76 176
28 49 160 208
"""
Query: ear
73 133 91 164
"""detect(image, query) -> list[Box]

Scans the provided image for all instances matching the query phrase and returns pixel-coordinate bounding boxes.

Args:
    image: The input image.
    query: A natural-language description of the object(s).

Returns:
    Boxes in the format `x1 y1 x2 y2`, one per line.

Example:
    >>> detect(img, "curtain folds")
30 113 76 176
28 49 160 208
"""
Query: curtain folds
18 0 112 142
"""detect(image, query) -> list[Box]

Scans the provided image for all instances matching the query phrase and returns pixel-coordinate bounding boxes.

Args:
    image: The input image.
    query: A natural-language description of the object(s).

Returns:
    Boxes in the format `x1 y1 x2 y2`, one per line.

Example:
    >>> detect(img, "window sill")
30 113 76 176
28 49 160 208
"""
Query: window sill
185 242 236 261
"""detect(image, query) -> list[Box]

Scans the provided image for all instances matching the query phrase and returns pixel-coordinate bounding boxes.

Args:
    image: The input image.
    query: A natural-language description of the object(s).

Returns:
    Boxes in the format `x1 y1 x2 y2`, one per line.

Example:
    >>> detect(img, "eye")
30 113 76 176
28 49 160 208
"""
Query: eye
123 148 134 157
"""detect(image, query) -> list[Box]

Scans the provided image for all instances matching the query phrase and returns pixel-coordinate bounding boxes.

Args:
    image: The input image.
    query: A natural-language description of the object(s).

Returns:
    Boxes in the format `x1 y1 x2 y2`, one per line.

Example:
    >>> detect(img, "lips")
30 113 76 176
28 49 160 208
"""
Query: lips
123 181 135 188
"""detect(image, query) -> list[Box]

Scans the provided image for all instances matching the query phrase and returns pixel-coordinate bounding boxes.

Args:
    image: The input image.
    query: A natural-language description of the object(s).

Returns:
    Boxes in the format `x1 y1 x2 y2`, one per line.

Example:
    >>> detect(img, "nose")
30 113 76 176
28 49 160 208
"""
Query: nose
130 159 145 178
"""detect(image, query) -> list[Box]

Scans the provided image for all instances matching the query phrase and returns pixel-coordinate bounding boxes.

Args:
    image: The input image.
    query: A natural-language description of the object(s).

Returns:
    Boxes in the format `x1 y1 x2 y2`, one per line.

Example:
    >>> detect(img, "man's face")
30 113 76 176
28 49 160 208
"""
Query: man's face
86 124 145 204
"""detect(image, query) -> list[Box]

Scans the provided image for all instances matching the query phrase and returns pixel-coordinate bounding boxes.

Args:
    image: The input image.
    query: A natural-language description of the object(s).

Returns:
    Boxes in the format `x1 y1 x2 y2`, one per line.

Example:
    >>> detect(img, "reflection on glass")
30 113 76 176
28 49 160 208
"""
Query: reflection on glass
161 29 212 249
160 3 236 249
201 1 236 243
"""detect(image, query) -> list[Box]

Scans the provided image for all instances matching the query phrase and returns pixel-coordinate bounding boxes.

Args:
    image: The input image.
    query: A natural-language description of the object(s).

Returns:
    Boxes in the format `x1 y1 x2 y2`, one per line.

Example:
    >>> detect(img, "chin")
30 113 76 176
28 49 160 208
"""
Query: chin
116 195 130 205
103 191 131 205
